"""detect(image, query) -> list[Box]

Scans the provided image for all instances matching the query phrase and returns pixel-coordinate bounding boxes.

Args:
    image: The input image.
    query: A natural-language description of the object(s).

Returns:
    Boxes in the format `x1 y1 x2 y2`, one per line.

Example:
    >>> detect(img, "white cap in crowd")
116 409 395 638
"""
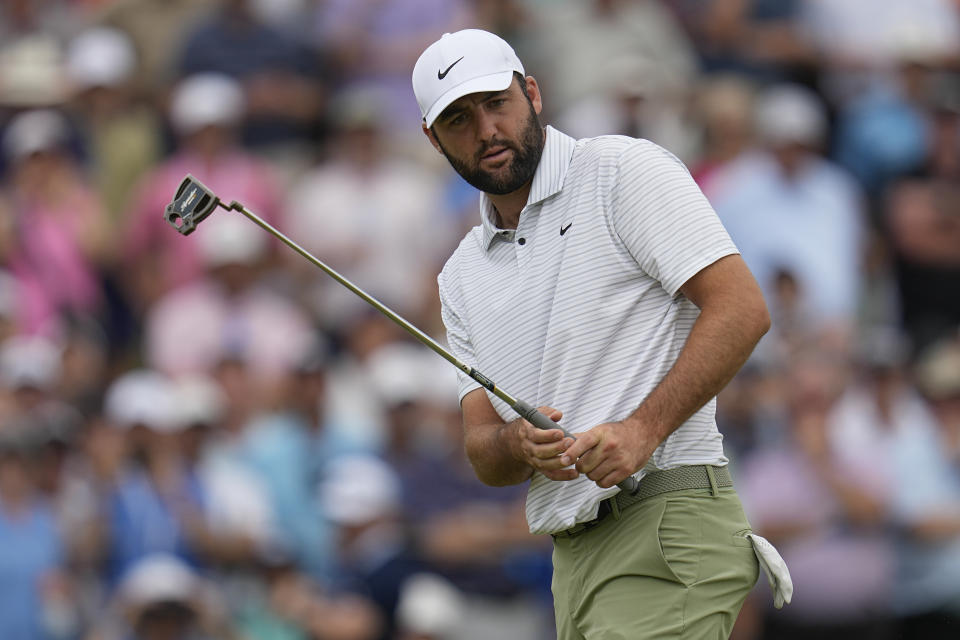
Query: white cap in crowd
194 212 267 267
170 374 227 427
169 73 245 135
754 83 827 147
412 29 524 128
396 573 465 639
2 109 70 161
66 27 136 91
104 369 180 432
119 554 199 608
364 342 459 410
321 455 401 526
0 335 62 391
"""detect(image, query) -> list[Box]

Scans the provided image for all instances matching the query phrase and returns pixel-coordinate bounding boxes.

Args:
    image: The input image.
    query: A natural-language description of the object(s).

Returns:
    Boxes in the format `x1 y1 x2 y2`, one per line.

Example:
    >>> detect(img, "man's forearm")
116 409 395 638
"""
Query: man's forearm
464 418 535 486
625 294 769 446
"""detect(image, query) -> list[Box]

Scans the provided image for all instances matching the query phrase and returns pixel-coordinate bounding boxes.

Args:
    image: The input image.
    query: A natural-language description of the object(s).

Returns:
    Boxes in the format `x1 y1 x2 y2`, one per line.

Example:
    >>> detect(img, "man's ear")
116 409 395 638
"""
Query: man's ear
423 124 443 154
525 76 543 116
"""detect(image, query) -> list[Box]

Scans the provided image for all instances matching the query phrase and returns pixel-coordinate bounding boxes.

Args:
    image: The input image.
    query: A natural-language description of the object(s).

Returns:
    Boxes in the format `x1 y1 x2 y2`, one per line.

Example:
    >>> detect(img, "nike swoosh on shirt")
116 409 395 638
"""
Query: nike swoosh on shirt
560 223 573 236
438 57 464 80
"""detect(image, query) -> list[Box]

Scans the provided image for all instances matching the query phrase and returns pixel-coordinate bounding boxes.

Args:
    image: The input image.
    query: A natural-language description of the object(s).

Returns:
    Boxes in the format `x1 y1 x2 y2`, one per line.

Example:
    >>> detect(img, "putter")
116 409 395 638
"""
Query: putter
164 174 639 495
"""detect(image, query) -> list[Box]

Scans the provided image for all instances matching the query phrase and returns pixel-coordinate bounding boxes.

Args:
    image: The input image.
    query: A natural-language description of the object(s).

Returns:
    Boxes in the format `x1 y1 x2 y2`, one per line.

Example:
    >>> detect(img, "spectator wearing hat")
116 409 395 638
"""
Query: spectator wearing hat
321 454 425 640
120 72 282 312
94 553 233 640
0 108 111 336
709 83 867 335
0 430 77 640
366 342 554 639
65 27 162 222
241 341 375 581
143 211 315 390
95 0 219 96
689 73 757 198
0 334 63 420
101 370 207 582
175 0 327 156
168 373 277 571
102 369 284 589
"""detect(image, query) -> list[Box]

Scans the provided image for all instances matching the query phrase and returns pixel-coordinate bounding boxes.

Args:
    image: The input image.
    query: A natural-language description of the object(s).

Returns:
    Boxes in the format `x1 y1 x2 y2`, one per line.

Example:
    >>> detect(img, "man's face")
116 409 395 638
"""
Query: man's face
428 77 545 195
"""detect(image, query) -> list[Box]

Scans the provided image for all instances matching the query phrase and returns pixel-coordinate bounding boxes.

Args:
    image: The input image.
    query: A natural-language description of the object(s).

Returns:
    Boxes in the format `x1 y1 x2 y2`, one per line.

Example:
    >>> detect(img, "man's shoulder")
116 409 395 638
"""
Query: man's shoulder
574 133 637 159
570 134 681 174
439 226 484 282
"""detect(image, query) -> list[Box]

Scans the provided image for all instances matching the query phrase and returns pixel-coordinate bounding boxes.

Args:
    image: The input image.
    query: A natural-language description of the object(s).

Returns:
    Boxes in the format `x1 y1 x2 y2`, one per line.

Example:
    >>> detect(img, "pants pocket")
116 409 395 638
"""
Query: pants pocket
732 528 754 548
656 497 703 587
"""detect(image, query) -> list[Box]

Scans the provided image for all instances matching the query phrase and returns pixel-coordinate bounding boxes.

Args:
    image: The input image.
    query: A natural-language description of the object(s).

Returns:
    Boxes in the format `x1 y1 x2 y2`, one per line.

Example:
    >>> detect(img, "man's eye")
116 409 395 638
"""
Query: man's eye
450 113 467 126
488 99 506 108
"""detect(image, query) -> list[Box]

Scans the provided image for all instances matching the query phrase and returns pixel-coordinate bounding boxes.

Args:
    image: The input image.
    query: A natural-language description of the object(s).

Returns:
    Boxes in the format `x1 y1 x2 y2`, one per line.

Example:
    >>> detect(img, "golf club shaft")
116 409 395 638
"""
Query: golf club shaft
220 199 639 495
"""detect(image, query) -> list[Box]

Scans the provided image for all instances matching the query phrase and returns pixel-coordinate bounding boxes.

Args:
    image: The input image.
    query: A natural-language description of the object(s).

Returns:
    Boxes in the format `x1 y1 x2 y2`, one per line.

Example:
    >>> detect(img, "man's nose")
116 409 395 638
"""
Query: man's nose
474 109 499 143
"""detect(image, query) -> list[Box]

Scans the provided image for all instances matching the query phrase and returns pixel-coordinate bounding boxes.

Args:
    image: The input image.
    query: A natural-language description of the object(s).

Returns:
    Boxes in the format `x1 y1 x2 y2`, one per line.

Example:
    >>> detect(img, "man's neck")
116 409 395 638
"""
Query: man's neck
488 179 533 230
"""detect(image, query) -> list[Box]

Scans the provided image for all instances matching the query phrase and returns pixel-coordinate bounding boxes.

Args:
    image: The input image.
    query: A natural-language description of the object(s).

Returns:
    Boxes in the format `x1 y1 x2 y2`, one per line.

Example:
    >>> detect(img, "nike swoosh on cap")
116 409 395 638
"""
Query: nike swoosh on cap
438 57 464 80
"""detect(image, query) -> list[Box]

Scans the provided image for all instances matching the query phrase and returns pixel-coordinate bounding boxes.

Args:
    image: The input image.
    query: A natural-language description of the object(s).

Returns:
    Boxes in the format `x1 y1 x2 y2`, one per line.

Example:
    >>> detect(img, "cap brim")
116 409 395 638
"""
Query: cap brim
423 70 515 128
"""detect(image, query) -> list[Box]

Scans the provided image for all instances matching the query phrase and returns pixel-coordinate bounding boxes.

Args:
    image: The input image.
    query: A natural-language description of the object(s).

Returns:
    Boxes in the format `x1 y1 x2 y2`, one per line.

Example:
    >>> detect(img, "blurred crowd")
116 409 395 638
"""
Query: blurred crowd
0 1 958 639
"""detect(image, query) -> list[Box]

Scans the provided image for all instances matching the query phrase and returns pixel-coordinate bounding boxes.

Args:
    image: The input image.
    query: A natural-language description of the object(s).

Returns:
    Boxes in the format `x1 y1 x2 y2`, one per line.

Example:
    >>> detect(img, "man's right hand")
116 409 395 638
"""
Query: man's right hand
461 389 579 486
511 407 579 481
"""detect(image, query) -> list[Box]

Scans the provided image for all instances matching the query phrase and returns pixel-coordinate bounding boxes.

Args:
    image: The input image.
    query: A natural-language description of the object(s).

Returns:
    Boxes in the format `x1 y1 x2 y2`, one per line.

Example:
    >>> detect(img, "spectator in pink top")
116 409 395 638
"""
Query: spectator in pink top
0 109 110 337
121 73 281 313
145 212 316 393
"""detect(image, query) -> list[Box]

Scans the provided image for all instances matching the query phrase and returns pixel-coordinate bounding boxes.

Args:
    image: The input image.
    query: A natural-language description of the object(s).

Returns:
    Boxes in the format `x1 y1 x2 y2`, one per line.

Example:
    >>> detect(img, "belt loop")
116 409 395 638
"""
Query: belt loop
705 465 719 497
610 496 621 521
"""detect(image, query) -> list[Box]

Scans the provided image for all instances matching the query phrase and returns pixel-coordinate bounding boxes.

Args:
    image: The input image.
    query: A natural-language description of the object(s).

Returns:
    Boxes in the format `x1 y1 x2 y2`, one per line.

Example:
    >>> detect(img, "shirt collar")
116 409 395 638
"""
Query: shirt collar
480 125 577 250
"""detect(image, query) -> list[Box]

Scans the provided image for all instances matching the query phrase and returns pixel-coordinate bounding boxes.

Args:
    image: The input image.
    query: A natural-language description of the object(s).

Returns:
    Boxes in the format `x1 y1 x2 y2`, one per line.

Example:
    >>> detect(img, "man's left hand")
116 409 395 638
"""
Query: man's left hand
559 419 657 489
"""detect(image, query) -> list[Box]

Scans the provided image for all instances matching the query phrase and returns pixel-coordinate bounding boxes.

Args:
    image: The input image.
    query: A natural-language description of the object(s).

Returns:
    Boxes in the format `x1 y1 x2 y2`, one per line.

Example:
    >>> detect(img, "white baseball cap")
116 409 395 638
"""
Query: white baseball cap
412 29 524 128
169 73 244 134
321 455 400 526
2 109 69 161
66 27 135 91
0 335 62 390
119 554 199 607
104 369 180 432
755 84 826 147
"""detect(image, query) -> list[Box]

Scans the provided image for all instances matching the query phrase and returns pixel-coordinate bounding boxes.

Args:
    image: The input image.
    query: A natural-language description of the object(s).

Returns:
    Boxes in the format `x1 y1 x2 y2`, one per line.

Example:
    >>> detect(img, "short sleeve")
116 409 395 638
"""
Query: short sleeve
609 140 739 296
437 267 481 403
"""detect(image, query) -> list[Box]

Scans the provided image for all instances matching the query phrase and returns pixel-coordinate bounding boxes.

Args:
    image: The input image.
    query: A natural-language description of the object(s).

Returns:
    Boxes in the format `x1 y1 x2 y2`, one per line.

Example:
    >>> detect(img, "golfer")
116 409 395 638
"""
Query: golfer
413 30 770 638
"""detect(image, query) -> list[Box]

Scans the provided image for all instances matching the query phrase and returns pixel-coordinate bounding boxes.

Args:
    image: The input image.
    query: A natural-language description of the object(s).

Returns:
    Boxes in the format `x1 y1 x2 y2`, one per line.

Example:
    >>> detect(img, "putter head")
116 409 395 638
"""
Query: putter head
164 174 221 235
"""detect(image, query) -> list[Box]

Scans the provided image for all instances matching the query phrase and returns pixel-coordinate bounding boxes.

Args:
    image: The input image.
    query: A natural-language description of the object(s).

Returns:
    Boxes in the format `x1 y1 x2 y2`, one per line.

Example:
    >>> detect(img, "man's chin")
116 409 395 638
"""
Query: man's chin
477 173 525 195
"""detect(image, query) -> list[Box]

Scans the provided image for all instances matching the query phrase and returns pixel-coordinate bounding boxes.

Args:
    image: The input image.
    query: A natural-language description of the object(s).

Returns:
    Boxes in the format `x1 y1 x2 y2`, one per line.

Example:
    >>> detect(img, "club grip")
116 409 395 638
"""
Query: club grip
522 403 570 434
512 399 640 495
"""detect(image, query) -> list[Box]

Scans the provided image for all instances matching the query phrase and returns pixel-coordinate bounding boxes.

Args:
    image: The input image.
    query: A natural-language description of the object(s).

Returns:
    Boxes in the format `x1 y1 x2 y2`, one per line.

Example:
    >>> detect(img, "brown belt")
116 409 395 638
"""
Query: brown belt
551 465 732 539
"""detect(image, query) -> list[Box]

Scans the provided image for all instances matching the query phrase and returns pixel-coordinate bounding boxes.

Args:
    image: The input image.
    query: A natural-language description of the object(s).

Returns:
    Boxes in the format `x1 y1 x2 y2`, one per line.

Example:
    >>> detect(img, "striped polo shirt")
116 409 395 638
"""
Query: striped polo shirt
437 126 739 534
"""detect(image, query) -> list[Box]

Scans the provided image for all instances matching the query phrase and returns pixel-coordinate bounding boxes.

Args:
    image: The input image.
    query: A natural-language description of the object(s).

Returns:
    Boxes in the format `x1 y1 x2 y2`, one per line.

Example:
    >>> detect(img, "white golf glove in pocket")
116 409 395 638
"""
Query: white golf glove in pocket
747 533 793 609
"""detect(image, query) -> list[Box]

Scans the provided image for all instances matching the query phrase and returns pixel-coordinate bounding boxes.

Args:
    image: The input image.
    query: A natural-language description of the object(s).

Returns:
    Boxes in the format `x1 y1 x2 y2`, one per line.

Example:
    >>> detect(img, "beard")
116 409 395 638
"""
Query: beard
437 102 545 195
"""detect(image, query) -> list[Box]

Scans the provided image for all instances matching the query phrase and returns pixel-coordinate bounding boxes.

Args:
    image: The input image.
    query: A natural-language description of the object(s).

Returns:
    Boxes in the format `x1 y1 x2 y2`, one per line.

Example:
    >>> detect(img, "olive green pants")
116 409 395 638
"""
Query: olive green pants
551 487 759 639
